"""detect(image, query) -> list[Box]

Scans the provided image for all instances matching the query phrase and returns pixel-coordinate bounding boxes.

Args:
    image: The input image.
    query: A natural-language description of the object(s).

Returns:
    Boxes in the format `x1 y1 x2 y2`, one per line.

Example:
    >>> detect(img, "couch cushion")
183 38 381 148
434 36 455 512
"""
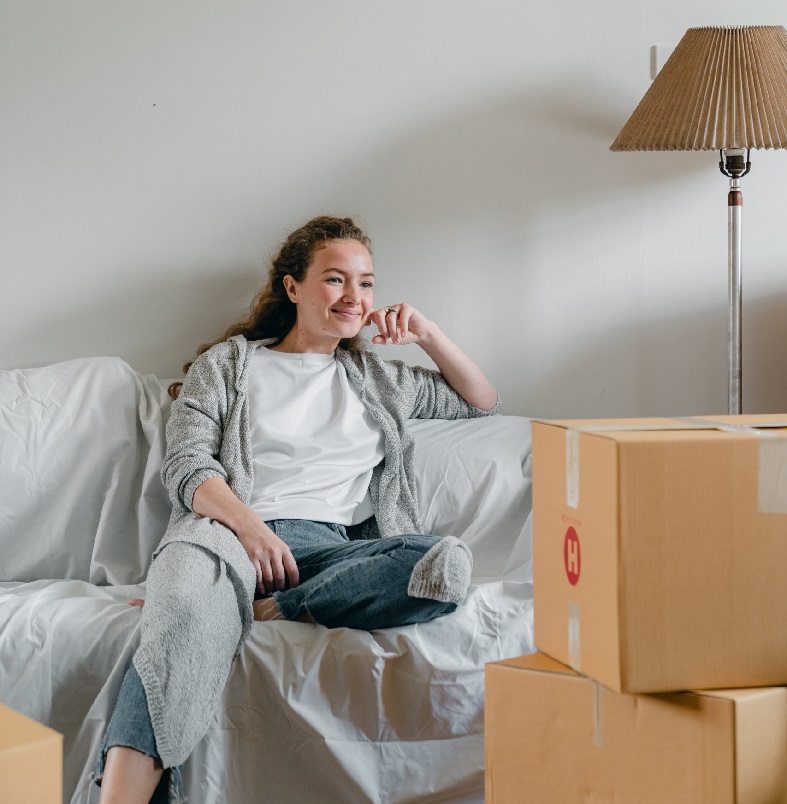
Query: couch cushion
0 357 172 584
408 415 532 582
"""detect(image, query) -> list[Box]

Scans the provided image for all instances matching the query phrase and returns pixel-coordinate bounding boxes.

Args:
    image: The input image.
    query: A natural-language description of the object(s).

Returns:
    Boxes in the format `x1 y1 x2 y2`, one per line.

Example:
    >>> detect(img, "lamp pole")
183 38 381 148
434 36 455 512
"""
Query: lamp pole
720 149 750 415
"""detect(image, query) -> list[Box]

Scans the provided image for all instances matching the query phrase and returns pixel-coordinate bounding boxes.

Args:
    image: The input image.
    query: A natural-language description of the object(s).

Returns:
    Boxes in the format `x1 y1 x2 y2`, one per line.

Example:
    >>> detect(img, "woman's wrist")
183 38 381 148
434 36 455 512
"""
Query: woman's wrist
416 321 441 351
235 510 266 542
193 476 253 536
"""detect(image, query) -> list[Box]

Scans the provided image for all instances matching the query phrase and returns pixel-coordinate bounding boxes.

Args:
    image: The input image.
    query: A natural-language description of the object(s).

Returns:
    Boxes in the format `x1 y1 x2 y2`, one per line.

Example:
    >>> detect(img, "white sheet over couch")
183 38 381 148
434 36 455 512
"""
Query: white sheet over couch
0 357 534 804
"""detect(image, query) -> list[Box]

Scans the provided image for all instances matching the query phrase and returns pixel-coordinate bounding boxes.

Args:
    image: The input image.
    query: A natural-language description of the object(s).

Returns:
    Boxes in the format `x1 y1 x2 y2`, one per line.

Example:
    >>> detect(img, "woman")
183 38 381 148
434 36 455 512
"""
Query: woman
92 216 499 803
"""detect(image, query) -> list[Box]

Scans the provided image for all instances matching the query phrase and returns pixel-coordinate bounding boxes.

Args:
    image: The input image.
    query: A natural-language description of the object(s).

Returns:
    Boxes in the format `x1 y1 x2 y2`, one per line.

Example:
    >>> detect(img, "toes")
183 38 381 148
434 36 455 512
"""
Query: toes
128 599 145 608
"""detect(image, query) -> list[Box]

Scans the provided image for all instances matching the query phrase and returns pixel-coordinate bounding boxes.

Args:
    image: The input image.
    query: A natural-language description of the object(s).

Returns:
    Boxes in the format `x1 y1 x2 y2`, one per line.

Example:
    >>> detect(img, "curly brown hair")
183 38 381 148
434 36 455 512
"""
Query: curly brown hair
168 215 372 399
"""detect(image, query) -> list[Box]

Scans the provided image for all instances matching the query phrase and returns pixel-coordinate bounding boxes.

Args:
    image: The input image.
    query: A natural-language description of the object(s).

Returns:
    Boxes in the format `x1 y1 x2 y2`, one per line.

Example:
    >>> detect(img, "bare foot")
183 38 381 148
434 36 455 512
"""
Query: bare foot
253 597 283 621
128 599 145 608
253 597 313 623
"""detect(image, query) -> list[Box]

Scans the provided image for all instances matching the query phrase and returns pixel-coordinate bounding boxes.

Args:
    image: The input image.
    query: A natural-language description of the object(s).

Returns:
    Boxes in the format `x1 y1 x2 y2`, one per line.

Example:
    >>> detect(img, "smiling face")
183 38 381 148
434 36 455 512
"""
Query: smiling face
277 239 375 353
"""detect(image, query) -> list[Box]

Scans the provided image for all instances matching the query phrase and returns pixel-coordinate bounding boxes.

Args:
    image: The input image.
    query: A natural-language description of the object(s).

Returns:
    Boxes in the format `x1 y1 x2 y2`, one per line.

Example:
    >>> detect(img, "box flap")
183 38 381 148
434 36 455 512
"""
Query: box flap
692 687 785 703
534 415 787 441
494 652 579 677
0 705 61 752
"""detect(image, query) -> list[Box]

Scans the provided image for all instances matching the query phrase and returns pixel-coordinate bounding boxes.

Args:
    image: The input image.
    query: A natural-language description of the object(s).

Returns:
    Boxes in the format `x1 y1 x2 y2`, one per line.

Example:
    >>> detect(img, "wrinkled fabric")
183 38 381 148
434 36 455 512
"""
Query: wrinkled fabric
409 415 533 583
0 356 535 802
0 578 533 803
0 358 172 584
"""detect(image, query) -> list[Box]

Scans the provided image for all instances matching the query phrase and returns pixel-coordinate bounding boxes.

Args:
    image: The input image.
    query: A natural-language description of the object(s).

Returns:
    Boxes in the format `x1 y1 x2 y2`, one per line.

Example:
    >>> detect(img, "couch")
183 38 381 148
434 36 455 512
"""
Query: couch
0 356 534 803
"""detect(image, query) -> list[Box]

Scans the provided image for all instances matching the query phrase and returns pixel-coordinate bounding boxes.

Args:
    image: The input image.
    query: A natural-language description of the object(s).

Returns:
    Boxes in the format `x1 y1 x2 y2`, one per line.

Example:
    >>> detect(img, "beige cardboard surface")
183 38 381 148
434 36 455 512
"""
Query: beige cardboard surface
533 415 787 693
485 653 787 804
0 704 62 804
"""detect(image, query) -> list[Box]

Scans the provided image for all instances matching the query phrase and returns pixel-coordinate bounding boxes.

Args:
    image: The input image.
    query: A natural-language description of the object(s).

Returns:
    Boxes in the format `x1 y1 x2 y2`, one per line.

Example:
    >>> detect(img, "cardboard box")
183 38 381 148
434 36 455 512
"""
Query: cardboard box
0 703 62 804
485 652 787 804
532 414 787 693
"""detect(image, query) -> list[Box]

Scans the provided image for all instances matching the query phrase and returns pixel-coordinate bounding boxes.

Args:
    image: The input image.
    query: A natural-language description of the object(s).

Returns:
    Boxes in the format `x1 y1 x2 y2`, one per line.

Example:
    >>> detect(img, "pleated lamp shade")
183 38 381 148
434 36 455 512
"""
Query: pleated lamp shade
611 25 787 152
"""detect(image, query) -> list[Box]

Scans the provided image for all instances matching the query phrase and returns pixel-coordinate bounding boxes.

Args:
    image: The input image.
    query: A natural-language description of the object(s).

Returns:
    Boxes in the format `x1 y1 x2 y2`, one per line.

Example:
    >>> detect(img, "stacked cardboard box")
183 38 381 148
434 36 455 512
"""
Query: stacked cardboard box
486 415 787 802
0 703 62 803
486 652 787 803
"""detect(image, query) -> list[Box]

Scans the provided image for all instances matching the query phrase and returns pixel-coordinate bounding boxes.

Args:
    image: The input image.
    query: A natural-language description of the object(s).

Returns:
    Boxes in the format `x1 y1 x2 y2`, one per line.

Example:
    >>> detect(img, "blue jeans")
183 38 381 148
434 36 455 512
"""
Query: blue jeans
267 519 457 629
93 520 457 802
91 663 183 803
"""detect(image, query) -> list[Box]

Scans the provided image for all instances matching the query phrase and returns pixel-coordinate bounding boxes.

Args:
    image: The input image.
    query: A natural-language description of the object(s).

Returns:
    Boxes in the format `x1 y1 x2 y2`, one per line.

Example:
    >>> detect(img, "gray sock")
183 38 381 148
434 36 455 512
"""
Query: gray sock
407 536 473 605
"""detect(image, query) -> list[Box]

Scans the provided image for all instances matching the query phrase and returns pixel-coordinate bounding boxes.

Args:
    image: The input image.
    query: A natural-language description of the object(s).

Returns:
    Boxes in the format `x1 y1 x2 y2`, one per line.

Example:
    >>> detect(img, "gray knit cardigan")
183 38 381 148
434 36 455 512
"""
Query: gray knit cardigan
135 334 499 768
160 334 498 542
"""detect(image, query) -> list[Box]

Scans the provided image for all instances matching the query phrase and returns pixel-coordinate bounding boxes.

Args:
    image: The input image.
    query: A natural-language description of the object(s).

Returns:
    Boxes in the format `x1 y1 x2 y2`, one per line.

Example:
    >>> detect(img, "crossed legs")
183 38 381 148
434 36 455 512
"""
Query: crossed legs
258 520 472 630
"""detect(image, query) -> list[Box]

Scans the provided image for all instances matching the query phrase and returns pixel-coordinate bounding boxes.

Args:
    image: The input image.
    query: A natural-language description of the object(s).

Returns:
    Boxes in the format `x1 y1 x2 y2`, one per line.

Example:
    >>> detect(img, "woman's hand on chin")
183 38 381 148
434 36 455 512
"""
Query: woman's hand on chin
366 303 436 347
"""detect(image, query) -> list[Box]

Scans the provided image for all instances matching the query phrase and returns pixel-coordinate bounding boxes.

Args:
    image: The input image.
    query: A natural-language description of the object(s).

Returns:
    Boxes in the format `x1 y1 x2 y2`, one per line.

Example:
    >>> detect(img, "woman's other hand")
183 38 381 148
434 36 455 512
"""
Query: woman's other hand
234 518 300 595
191 476 299 594
366 303 436 346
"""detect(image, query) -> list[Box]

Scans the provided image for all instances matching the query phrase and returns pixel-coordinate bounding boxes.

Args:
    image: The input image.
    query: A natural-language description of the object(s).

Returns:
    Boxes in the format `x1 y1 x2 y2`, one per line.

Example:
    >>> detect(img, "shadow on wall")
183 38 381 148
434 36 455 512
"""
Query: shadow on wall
328 76 710 232
317 77 785 416
285 77 722 414
10 77 785 415
526 288 787 418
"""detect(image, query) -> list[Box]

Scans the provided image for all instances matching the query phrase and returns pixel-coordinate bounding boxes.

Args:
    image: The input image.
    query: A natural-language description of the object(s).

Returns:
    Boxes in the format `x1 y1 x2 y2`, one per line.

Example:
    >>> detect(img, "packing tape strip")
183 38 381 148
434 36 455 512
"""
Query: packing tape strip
568 600 581 672
559 417 787 516
569 599 603 747
679 417 787 514
757 437 787 514
566 428 580 509
593 681 603 748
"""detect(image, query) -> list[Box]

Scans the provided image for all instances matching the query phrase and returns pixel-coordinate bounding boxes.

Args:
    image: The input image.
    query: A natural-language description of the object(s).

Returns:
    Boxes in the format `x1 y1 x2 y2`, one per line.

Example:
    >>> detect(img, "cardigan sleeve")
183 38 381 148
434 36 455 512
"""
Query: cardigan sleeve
368 354 500 421
407 363 500 420
160 346 231 510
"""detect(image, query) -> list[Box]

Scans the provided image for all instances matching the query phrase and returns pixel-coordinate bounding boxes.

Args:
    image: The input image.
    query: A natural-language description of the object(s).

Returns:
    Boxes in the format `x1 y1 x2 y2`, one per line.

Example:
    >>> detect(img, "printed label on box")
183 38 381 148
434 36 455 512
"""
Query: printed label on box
564 526 581 585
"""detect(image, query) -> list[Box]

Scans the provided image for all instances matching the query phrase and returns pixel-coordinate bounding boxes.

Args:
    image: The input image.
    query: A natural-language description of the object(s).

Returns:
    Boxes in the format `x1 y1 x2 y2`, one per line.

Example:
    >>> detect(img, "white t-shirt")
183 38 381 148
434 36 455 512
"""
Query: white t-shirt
246 346 385 525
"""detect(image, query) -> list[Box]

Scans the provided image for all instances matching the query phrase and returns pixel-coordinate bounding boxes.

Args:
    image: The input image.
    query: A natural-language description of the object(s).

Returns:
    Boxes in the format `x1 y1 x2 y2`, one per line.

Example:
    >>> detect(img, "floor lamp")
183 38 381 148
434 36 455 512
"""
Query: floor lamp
611 26 787 415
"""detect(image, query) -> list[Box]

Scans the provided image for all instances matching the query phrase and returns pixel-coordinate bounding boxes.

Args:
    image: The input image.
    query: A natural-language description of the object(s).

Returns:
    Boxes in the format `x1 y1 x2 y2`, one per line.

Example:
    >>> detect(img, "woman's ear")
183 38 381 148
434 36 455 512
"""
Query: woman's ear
282 275 298 303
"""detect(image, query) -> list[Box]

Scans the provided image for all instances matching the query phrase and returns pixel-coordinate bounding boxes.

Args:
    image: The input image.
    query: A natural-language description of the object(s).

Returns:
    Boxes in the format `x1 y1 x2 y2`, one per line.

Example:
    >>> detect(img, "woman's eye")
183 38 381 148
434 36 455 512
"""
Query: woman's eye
326 277 342 284
361 282 374 289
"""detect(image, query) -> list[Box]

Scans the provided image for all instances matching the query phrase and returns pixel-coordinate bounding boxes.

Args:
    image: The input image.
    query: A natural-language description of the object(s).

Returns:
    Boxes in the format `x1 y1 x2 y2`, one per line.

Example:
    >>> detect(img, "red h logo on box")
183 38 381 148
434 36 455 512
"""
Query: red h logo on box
564 527 581 586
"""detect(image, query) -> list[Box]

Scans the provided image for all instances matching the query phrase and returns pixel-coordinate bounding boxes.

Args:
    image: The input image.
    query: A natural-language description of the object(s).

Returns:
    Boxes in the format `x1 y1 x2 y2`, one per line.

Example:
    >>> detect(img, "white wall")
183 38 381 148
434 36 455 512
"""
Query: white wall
3 1 787 417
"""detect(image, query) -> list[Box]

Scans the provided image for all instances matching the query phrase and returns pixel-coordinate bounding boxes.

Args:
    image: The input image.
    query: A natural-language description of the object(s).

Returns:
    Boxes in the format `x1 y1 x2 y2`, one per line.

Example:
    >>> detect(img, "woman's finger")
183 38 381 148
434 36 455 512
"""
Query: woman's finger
377 308 392 340
271 555 286 592
387 307 404 343
378 306 399 341
397 306 411 341
391 307 404 336
260 561 274 593
283 550 300 589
